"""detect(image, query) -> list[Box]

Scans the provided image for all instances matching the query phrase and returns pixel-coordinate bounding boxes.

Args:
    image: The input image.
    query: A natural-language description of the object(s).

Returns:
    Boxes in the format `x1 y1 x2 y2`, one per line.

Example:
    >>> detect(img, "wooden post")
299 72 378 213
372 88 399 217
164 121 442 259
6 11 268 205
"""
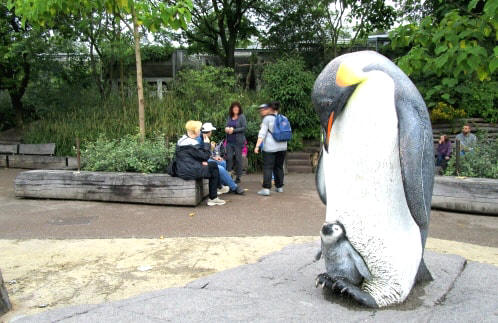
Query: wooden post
455 139 461 176
0 269 11 315
76 137 81 171
172 50 176 79
157 80 163 100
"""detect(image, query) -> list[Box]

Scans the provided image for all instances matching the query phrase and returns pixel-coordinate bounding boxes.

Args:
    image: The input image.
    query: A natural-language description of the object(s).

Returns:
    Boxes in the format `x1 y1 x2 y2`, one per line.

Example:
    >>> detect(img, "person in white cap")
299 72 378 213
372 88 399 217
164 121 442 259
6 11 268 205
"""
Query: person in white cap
202 122 245 195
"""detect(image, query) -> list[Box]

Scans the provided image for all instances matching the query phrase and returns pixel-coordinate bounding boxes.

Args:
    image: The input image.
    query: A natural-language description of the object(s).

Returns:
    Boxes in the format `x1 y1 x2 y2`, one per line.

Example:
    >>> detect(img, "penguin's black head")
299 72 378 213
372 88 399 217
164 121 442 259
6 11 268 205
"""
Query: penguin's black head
312 53 376 152
320 222 346 245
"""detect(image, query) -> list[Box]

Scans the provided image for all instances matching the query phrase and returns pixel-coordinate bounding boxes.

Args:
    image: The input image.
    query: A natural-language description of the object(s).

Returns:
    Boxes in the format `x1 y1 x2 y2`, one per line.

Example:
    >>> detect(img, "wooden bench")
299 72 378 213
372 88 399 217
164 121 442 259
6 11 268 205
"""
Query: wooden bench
15 170 209 206
0 143 77 170
432 176 498 216
0 144 18 155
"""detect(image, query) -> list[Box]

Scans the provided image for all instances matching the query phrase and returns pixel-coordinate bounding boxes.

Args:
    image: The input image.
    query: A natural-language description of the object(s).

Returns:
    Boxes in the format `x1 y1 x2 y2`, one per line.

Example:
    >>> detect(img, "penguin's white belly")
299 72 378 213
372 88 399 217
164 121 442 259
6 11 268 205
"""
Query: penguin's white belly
323 74 422 306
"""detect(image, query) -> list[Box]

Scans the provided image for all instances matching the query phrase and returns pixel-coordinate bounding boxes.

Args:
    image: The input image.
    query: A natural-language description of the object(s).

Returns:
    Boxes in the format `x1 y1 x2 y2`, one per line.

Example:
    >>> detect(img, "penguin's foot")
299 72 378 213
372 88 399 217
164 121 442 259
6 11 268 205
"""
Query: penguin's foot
328 278 378 308
315 273 333 289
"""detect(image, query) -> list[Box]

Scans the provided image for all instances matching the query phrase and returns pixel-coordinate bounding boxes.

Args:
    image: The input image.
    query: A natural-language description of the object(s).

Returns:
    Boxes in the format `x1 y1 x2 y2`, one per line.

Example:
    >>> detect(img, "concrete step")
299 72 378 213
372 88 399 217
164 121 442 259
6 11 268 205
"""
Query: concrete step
287 159 310 166
287 165 313 173
287 152 310 160
302 146 320 153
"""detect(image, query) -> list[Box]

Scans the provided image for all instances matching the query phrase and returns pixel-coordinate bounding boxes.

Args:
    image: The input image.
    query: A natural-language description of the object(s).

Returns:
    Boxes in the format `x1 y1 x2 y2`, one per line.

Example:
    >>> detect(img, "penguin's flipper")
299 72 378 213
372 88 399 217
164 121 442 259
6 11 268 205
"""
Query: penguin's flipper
316 148 327 205
349 247 372 280
396 100 435 249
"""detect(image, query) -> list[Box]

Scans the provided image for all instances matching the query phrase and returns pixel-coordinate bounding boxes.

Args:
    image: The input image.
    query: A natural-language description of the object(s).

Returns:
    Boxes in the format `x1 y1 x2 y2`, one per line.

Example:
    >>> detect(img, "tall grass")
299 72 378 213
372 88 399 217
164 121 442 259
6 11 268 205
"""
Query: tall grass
24 90 267 157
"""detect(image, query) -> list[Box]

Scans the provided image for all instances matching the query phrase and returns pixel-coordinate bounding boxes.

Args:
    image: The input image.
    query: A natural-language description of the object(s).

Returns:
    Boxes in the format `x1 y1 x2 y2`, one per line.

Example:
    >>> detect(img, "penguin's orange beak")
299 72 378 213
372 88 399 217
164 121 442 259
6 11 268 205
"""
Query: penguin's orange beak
326 112 334 147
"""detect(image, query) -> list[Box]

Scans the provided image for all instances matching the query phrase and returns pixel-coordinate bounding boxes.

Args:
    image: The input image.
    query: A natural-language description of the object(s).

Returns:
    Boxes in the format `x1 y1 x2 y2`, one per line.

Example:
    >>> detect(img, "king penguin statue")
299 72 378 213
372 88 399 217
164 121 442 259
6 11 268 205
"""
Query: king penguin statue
312 51 434 308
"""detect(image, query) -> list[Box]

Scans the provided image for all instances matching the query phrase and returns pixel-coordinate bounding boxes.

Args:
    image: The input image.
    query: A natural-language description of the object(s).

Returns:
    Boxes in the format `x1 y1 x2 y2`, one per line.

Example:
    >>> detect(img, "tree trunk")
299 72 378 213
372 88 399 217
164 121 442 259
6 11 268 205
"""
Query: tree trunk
9 92 23 128
226 37 236 68
89 42 104 99
132 5 146 141
120 59 125 113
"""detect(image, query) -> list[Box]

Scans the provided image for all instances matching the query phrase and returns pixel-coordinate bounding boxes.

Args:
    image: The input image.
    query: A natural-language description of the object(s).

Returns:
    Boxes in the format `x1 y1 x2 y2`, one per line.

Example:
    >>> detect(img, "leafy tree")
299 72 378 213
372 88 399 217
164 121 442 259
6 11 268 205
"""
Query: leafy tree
263 0 396 62
0 2 47 127
9 0 192 140
181 0 265 68
390 0 498 121
396 0 486 23
262 56 318 138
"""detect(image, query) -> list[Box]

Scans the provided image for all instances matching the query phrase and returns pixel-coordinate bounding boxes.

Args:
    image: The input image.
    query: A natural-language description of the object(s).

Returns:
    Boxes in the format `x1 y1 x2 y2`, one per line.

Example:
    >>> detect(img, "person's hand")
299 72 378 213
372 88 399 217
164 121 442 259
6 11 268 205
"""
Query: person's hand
225 127 230 133
229 128 234 134
214 156 223 161
445 156 450 160
202 161 208 166
254 146 259 154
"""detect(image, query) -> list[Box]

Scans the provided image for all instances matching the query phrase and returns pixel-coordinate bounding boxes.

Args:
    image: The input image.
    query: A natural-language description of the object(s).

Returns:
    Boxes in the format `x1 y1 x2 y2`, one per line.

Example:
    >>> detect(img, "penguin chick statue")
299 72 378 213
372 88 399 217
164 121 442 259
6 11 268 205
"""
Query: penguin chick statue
315 222 376 307
313 51 434 308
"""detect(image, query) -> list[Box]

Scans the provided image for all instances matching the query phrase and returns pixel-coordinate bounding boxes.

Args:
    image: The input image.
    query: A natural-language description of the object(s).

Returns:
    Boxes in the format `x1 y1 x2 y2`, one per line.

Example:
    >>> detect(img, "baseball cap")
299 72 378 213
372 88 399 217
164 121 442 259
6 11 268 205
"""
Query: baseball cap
201 122 216 132
258 103 271 110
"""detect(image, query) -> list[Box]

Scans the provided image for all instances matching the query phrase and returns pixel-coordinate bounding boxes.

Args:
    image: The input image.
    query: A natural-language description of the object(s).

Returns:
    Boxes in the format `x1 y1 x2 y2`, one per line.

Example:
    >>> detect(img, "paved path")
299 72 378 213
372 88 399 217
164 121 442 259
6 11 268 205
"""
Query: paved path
12 243 498 322
1 169 497 247
1 168 498 322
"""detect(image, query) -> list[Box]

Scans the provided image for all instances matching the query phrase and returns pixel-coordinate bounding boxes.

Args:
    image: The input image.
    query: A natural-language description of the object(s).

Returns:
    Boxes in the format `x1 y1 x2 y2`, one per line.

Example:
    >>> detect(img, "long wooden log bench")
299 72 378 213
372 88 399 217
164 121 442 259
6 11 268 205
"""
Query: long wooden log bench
0 143 77 170
432 176 498 216
15 170 209 206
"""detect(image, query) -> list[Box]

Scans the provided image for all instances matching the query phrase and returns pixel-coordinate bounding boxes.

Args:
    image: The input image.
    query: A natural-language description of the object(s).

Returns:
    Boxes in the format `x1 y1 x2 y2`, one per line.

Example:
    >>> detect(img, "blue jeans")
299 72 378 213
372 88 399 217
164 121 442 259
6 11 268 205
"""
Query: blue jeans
210 159 237 191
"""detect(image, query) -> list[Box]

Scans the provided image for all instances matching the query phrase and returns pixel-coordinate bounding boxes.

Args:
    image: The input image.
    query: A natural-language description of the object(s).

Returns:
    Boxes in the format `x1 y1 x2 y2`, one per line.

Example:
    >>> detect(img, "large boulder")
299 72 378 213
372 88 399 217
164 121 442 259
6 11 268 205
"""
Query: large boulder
0 269 12 315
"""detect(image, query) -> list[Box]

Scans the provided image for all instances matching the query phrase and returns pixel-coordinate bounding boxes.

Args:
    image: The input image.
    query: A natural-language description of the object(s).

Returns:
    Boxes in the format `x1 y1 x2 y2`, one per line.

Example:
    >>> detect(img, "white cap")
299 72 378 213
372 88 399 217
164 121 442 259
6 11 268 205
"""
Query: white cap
201 122 216 132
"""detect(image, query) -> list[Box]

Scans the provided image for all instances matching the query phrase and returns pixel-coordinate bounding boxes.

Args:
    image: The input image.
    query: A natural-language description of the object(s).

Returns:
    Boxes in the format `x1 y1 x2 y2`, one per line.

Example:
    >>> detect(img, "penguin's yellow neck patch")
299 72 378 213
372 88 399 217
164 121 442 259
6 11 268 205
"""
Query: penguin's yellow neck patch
336 62 366 87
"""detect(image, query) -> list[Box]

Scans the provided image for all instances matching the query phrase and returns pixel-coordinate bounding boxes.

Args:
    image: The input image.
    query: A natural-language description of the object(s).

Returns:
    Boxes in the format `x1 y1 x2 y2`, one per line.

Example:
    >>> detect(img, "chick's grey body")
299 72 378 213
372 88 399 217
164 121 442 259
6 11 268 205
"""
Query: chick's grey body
318 237 369 286
315 222 373 306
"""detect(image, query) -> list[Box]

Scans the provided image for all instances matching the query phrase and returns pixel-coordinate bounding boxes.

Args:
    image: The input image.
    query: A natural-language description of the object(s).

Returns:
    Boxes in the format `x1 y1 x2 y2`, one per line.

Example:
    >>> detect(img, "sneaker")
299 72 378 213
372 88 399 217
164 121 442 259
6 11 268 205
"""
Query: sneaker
257 189 270 196
207 197 226 206
275 187 284 193
217 185 230 195
233 186 245 195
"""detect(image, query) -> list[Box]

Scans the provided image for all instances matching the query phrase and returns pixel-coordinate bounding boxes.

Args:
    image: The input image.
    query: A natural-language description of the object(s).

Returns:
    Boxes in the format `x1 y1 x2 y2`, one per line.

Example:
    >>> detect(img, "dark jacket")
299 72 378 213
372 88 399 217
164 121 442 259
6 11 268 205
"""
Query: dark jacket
226 114 247 146
174 135 211 180
437 140 452 157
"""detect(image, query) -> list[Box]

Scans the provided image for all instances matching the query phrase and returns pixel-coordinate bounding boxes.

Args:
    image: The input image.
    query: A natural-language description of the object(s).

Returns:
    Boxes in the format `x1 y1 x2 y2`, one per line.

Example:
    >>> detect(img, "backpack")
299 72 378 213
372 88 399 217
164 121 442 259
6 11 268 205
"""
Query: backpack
270 114 292 142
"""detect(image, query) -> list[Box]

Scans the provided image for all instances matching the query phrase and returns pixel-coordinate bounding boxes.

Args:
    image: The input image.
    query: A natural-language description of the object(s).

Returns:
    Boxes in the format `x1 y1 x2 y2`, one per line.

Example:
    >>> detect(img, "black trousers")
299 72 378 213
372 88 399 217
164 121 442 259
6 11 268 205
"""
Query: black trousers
200 161 220 199
262 150 286 189
226 142 243 178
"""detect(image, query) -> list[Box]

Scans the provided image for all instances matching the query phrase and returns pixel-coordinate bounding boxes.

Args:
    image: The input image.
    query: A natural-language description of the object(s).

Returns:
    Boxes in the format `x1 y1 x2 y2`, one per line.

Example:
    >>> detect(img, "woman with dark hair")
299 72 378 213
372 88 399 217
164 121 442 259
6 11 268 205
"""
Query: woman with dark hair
436 135 452 170
225 101 247 183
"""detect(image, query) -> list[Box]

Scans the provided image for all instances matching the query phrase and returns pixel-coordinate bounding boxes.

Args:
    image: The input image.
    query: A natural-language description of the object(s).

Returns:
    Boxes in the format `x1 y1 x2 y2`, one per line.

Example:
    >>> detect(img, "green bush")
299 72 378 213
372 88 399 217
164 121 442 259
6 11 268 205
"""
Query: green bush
444 133 498 179
82 133 175 173
262 56 320 139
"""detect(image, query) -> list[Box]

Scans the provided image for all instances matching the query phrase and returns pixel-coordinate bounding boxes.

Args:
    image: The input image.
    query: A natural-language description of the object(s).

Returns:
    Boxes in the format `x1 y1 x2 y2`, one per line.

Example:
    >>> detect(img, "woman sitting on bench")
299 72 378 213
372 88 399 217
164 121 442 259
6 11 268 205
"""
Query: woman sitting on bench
175 121 226 206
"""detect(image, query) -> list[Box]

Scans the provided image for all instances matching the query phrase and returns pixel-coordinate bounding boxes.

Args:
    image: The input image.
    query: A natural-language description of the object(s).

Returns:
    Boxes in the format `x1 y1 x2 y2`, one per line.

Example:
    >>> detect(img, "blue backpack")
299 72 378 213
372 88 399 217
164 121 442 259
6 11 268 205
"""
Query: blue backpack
270 114 292 142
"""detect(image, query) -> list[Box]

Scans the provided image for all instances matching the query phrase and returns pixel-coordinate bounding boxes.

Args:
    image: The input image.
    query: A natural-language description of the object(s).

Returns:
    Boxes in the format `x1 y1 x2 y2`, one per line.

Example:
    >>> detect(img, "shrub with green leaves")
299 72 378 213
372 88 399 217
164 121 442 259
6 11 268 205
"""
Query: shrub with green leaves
82 133 175 173
262 56 320 139
389 0 498 122
444 133 498 179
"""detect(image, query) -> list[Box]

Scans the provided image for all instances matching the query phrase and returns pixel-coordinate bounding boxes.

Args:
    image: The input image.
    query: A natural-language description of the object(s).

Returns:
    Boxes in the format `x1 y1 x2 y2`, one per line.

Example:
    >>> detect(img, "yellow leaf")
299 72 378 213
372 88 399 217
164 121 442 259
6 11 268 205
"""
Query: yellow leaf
188 212 195 217
459 40 466 48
